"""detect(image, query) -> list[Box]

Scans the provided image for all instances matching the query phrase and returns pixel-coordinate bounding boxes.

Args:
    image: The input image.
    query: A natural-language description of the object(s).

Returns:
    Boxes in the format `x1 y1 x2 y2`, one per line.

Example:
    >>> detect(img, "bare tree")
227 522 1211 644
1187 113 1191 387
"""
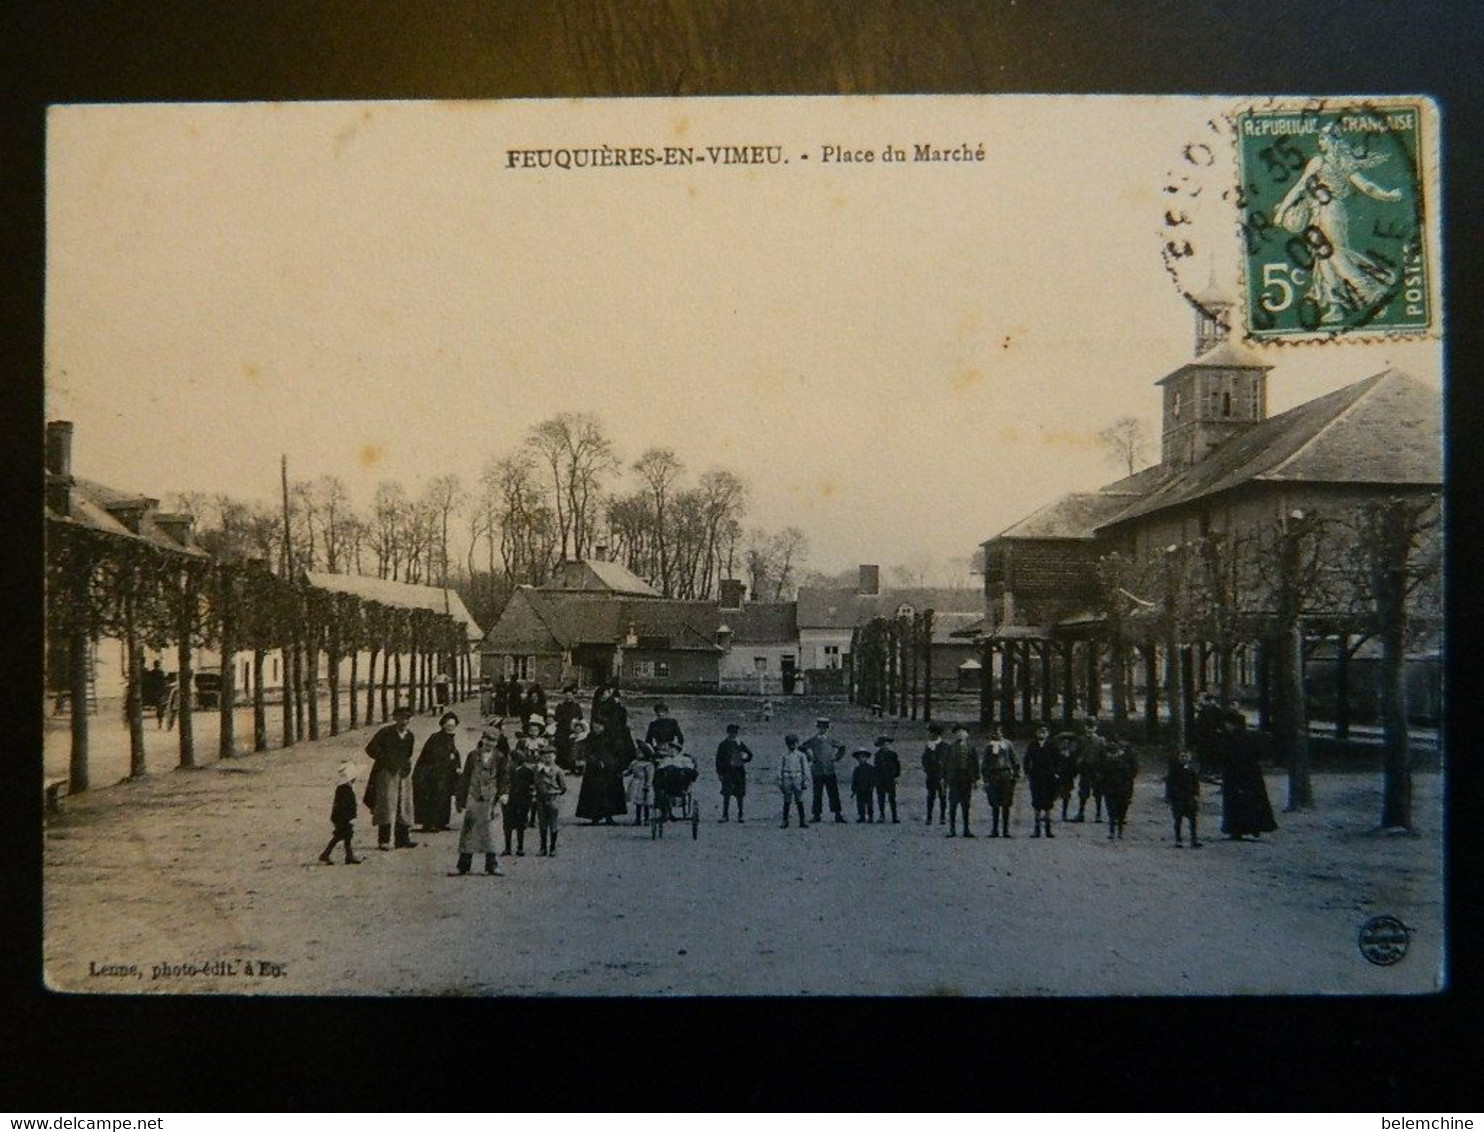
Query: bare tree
1098 416 1153 477
527 412 621 561
771 527 809 601
633 447 684 593
423 474 466 589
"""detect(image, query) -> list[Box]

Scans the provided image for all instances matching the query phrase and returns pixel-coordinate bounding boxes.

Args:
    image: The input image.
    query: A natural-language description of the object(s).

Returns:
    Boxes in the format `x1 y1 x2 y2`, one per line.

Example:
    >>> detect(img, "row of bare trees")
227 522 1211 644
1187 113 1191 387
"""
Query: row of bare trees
175 412 814 634
1095 494 1441 830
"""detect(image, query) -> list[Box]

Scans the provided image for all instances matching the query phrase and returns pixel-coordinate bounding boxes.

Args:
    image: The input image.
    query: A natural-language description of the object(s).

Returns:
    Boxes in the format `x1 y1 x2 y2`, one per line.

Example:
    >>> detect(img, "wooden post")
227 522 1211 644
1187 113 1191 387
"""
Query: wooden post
1143 642 1159 741
1086 640 1101 716
1335 632 1351 740
979 639 993 727
1039 641 1053 722
1000 642 1015 725
922 609 934 724
1111 635 1128 723
1060 641 1075 724
1180 646 1197 736
306 618 321 741
1020 642 1033 724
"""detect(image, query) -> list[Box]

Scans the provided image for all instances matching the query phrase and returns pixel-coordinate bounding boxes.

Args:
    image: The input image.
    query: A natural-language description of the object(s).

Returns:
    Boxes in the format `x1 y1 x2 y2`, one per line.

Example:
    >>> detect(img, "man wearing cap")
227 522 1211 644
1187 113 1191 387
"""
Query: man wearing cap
715 723 755 822
921 722 949 825
801 718 848 824
873 736 901 823
944 723 979 837
365 704 418 850
777 733 811 828
1072 716 1109 824
1022 724 1062 838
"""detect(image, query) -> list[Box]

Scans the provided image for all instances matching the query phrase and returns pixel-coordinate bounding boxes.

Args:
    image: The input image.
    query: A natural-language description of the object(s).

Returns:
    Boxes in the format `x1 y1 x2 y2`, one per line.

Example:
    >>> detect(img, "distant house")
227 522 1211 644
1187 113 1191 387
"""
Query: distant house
481 558 727 691
715 580 801 694
796 564 983 692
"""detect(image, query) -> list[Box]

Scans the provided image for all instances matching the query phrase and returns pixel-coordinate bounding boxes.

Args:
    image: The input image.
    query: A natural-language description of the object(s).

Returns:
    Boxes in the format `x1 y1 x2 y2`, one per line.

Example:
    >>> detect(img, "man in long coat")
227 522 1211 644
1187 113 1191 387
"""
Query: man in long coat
944 723 980 838
366 704 418 849
1022 724 1063 838
715 723 754 823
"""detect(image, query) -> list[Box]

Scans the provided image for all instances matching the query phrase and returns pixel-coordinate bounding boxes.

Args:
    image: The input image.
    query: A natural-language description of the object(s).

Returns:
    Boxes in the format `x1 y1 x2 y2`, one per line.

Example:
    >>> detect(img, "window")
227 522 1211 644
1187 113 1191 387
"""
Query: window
272 657 280 681
1172 391 1182 419
630 659 670 679
504 655 533 680
754 656 768 672
1222 390 1232 417
823 645 842 670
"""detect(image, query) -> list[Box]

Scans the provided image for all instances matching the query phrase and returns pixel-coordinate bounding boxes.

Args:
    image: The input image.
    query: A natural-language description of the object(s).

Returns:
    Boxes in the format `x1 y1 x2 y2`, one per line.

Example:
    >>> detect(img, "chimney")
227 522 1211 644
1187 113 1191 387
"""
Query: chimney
719 578 746 610
44 421 74 515
858 564 880 596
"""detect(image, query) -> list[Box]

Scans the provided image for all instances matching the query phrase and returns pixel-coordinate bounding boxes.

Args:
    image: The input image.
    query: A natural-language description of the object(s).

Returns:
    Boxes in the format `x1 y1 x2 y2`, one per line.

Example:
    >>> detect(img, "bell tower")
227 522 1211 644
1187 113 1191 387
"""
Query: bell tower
1158 285 1272 466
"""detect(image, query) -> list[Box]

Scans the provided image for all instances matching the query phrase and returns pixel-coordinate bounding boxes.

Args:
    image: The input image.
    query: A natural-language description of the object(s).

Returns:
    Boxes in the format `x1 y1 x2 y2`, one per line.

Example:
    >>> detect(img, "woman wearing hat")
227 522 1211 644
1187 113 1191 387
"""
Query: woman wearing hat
575 715 628 824
413 711 463 833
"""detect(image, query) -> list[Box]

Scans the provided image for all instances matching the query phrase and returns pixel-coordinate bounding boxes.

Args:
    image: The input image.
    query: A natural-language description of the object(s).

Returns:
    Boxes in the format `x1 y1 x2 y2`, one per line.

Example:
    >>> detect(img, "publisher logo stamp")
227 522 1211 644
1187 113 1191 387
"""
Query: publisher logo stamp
1358 914 1412 966
1236 101 1428 339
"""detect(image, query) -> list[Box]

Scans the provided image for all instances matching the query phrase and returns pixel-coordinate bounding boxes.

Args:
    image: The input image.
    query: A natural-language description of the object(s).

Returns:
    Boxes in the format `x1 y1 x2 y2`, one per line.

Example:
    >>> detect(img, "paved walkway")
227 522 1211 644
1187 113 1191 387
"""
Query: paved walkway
43 694 1445 996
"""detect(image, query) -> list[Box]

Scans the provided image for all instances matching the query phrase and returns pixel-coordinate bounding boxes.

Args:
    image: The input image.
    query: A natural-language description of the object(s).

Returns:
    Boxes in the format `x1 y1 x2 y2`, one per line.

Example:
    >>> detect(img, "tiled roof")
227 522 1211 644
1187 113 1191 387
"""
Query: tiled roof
542 558 662 598
929 611 984 644
987 491 1142 543
796 586 982 629
488 590 724 653
724 602 797 644
1099 369 1441 530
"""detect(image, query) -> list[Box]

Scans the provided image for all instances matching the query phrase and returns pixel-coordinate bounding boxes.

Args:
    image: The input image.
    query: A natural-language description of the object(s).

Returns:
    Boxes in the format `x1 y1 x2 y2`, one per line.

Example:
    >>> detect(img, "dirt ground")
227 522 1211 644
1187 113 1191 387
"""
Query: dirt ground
43 693 1445 996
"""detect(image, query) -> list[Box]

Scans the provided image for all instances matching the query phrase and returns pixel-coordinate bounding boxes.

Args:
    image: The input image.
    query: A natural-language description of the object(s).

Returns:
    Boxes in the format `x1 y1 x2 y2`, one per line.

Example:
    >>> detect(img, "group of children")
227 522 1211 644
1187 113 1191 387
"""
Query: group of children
319 702 1215 866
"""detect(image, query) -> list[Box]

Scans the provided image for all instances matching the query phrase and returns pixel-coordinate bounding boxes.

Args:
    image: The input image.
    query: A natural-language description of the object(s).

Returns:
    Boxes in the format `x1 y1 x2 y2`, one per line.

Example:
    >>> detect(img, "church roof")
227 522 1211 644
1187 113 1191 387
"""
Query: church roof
1099 369 1441 530
305 571 484 640
1155 338 1272 384
542 558 662 598
986 491 1148 543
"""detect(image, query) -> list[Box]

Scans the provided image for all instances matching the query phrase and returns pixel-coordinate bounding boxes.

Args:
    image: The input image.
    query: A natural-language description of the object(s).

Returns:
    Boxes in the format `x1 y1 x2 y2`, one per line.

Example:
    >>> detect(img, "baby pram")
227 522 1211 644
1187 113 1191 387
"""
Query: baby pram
651 747 700 840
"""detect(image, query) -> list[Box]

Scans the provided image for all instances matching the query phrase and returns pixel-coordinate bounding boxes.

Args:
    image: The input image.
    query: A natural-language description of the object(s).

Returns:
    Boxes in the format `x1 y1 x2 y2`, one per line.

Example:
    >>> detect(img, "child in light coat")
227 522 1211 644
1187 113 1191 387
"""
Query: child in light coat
777 733 811 829
624 740 657 826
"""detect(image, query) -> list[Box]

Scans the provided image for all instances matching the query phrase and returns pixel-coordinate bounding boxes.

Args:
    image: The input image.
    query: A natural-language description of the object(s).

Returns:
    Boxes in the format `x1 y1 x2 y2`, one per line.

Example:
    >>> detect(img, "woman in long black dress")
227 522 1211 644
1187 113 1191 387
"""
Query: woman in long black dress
413 711 463 832
1220 716 1278 840
575 717 628 824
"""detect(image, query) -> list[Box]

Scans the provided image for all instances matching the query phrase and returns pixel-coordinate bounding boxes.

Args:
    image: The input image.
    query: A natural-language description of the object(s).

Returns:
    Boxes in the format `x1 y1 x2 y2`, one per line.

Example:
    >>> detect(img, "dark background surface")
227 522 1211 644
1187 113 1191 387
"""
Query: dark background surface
2 0 1480 1112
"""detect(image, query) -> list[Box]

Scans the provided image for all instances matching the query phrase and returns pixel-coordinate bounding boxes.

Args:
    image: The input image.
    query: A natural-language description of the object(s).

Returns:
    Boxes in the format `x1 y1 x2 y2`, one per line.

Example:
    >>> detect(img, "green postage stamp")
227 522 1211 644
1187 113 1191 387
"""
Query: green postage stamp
1235 100 1430 339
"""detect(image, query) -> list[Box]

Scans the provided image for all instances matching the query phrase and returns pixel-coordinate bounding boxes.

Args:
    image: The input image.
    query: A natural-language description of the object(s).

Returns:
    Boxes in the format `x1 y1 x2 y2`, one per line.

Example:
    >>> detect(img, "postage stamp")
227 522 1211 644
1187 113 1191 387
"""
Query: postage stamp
1234 100 1431 339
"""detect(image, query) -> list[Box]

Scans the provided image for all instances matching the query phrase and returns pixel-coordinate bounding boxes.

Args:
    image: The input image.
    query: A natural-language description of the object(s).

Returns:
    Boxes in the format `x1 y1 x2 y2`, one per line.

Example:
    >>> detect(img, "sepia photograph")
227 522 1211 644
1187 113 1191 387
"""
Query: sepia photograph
41 94 1444 997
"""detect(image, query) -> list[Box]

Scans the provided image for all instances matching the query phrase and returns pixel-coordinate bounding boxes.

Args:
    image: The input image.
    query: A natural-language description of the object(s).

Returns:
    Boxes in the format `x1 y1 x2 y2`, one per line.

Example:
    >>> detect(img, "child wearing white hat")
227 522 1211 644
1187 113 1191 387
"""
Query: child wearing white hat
317 761 364 865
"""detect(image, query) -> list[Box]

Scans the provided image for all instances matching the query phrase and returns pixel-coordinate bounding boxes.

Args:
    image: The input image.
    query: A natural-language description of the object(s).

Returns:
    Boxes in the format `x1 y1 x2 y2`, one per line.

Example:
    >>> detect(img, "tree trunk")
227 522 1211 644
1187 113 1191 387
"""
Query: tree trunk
281 634 295 749
1164 635 1185 755
177 576 196 769
68 624 91 794
1379 621 1411 830
1217 639 1236 704
252 648 267 752
379 647 390 721
1020 642 1033 724
393 649 403 712
218 568 236 759
999 643 1015 725
1282 618 1314 811
349 648 360 728
1039 642 1053 723
124 593 146 778
306 627 321 741
292 636 306 741
1256 637 1272 732
1085 640 1101 716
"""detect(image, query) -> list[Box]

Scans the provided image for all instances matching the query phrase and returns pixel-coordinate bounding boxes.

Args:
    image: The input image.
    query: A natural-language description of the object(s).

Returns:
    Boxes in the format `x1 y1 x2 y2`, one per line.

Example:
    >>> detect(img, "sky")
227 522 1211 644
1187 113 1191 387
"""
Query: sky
45 96 1441 584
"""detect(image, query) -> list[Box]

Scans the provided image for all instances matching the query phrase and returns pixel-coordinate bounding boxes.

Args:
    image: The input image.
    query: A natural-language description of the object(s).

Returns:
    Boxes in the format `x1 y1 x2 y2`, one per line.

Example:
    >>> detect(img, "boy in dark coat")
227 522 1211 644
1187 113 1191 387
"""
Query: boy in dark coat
1101 741 1138 839
318 761 364 864
872 736 901 823
850 749 876 822
944 724 979 838
1164 748 1202 847
921 722 949 825
715 723 755 822
1022 724 1061 838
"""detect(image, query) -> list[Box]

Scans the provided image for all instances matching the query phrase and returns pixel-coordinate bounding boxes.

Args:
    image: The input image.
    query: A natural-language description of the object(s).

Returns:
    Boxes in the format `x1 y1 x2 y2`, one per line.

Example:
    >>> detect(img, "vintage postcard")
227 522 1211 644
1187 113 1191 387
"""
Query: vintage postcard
43 95 1443 996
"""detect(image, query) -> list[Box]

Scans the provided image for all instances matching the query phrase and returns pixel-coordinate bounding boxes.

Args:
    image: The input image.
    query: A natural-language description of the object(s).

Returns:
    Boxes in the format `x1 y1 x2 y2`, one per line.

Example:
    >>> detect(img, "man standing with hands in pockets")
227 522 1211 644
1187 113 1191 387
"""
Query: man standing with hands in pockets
802 717 848 824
